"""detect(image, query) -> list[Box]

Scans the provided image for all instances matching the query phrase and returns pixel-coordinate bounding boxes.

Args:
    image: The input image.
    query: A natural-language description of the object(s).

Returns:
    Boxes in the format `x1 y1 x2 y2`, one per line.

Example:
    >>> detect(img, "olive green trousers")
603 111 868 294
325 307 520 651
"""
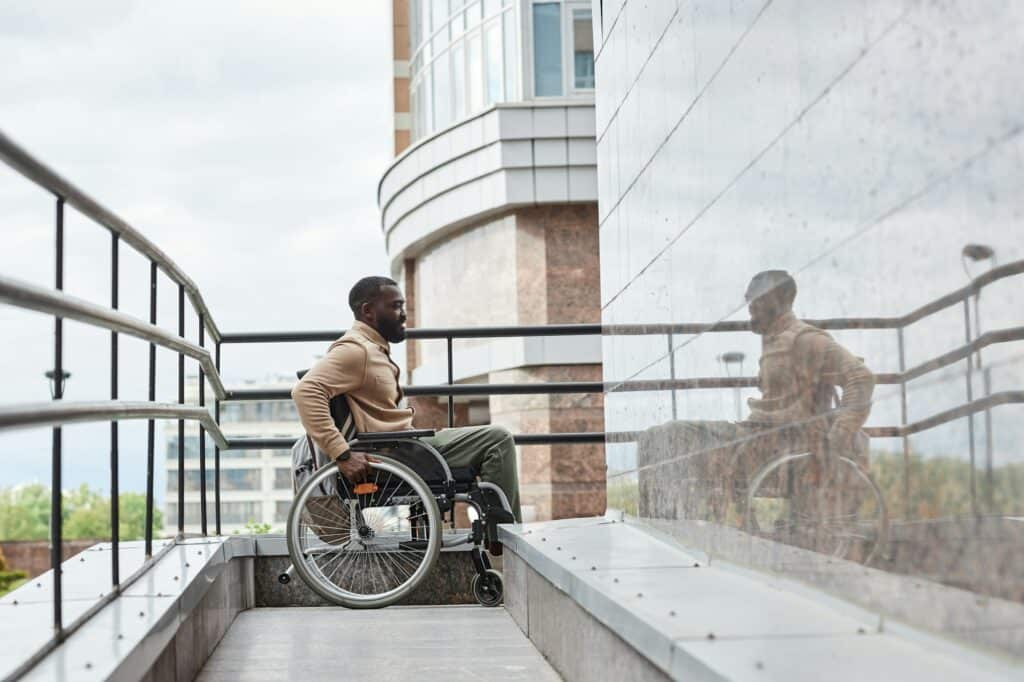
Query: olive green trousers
422 425 521 522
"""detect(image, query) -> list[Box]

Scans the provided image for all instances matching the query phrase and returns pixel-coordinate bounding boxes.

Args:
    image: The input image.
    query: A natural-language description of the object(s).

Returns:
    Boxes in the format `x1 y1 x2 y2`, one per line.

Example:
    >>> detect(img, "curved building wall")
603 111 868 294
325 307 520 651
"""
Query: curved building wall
594 0 1024 655
382 3 605 522
379 102 597 274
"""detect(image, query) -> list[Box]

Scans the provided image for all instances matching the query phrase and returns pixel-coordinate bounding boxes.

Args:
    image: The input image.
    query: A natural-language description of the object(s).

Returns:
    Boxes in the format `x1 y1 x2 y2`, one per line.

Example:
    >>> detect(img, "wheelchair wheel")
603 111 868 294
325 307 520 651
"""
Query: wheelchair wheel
287 454 441 609
744 452 889 565
472 569 503 607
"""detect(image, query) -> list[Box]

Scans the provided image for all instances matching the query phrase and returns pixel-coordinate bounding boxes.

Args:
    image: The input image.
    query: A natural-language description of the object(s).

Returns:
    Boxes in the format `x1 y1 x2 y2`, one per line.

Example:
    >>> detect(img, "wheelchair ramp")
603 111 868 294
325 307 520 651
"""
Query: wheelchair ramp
196 605 562 681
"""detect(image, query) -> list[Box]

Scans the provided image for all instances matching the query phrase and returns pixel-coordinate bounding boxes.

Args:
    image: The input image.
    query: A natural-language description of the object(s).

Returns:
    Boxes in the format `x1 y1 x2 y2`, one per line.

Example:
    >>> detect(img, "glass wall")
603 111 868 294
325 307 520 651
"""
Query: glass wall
408 0 519 141
596 0 1024 644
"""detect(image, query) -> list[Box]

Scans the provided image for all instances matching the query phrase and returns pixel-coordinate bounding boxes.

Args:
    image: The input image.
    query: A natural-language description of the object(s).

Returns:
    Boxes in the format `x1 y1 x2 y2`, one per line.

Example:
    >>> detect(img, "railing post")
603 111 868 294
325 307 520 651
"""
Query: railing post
446 336 454 427
177 284 185 536
145 261 157 557
198 314 208 536
897 328 911 521
214 341 222 535
667 332 677 420
110 232 120 587
51 196 64 636
963 300 977 517
983 367 994 512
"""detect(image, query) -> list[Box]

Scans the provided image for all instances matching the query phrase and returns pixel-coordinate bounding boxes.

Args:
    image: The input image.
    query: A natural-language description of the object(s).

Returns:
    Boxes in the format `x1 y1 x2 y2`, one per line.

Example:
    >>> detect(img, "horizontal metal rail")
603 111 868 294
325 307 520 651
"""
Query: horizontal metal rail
217 259 1024 344
226 392 1024 451
0 129 222 342
0 401 229 450
0 273 226 399
219 323 604 344
226 431 608 450
864 391 1024 439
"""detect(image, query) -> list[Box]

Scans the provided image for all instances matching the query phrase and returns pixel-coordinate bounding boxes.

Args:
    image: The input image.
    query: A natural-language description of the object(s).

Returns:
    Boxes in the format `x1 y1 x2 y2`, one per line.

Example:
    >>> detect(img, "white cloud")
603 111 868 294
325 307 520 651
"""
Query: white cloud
0 1 396 495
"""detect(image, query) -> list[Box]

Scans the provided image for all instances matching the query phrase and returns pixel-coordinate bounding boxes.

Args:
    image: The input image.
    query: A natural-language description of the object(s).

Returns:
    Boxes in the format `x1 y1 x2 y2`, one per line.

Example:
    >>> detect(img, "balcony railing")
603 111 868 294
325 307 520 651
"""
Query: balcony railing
2 129 1023 675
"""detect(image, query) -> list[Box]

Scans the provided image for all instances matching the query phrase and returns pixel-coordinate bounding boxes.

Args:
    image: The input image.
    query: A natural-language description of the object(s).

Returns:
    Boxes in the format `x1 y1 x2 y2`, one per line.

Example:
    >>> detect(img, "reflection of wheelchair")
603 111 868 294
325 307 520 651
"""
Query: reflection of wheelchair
281 388 515 609
741 444 889 565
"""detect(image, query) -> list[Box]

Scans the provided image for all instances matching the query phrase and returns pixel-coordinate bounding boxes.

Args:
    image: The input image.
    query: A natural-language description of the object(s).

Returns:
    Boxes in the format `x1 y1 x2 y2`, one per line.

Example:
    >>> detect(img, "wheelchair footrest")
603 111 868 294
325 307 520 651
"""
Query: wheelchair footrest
399 539 430 551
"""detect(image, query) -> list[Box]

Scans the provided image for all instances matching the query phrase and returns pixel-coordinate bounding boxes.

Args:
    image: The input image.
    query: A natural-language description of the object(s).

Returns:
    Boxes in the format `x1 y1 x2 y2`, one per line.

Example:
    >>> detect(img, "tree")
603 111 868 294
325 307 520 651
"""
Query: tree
0 484 164 542
0 484 50 540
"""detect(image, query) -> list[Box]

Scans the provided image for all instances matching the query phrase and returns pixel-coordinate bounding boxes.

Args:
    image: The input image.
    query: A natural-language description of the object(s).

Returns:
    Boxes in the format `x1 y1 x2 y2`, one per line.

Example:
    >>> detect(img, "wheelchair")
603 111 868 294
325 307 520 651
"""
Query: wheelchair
280 387 516 609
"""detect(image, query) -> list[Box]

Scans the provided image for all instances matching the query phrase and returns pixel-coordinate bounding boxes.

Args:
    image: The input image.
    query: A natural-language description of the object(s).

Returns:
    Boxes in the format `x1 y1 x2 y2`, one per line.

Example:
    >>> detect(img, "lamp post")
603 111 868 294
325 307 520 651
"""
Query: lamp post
962 243 996 512
718 351 746 421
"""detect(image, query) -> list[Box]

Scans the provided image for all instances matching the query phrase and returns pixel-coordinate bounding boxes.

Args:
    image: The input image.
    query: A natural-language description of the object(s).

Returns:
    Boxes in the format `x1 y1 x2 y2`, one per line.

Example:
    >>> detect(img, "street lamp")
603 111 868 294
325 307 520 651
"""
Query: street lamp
718 351 746 421
44 370 71 399
962 243 997 512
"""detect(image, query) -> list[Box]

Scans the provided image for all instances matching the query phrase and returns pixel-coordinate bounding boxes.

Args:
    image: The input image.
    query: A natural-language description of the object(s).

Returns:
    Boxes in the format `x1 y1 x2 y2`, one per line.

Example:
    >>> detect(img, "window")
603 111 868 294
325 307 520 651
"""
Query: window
503 8 518 100
571 9 594 89
433 51 453 130
468 31 484 111
275 501 292 523
274 468 292 490
452 43 466 119
222 469 261 491
408 0 517 140
533 3 563 96
485 20 503 105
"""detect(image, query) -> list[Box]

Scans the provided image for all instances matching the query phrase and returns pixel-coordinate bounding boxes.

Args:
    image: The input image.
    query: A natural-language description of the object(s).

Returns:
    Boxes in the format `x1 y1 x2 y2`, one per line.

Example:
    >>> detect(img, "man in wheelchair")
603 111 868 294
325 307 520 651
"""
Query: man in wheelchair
287 276 521 606
638 271 880 559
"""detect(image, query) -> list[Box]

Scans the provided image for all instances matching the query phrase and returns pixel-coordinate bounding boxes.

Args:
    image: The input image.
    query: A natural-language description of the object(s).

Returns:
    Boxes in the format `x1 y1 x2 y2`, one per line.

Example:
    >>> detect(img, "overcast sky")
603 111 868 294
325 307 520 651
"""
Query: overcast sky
0 1 394 496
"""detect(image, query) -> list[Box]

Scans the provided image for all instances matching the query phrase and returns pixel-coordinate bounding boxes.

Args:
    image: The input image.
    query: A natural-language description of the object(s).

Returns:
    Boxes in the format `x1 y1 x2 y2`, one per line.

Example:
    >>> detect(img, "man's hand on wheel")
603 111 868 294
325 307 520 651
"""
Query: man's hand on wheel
336 451 374 483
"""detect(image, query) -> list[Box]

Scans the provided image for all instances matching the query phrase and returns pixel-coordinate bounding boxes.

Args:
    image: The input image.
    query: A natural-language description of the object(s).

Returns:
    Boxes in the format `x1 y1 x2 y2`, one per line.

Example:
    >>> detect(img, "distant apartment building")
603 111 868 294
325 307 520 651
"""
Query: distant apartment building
381 0 606 522
164 376 301 535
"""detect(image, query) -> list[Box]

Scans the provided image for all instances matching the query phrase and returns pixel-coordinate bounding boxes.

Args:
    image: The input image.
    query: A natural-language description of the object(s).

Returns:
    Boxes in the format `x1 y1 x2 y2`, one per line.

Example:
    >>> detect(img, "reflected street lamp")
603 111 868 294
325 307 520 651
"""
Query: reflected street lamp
45 369 71 399
962 243 997 512
718 351 745 421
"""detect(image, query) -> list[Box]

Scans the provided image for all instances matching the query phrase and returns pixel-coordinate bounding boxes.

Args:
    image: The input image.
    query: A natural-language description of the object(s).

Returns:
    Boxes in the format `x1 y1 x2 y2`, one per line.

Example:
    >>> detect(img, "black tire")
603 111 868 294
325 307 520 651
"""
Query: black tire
472 568 504 607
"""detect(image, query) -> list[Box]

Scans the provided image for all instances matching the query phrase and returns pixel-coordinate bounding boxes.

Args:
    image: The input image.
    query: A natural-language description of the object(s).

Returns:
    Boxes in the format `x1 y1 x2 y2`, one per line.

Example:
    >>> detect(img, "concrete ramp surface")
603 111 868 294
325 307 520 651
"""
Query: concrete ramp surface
196 605 562 681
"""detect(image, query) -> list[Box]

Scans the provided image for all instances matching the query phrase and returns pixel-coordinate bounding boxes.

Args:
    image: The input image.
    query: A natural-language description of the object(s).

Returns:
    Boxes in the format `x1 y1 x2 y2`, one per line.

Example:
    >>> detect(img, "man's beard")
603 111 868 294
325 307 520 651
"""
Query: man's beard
379 318 407 343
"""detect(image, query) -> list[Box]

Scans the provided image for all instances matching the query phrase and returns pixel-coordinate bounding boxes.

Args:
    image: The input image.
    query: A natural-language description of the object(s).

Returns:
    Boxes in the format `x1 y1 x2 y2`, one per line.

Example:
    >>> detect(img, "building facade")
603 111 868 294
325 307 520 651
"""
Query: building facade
382 0 605 521
164 376 302 535
593 0 1023 650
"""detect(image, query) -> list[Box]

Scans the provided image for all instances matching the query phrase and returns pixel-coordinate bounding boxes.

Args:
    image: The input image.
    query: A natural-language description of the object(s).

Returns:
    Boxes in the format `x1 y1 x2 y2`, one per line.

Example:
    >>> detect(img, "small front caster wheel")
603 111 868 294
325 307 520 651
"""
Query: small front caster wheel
278 573 291 585
472 569 504 607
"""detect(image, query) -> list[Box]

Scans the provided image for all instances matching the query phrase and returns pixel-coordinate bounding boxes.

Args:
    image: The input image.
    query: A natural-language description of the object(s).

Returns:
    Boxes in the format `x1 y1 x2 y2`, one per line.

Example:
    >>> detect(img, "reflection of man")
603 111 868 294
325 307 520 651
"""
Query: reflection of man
638 270 875 522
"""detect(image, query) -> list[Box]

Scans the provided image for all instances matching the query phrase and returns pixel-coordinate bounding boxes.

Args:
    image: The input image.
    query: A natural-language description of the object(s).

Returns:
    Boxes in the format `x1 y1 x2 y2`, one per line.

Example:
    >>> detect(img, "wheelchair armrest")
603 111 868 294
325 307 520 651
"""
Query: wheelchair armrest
354 429 436 442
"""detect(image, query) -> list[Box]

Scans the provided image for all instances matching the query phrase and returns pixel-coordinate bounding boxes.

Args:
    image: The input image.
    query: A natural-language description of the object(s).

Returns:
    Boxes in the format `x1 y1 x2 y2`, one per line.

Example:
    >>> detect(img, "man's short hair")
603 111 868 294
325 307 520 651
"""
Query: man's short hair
349 276 398 315
747 270 797 307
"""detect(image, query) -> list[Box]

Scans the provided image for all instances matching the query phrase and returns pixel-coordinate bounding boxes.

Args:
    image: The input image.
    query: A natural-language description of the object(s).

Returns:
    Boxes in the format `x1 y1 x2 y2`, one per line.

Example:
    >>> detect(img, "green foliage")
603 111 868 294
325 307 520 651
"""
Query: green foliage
0 484 163 542
868 451 1024 519
602 452 1023 522
0 484 50 541
233 519 273 535
606 478 639 516
0 548 28 597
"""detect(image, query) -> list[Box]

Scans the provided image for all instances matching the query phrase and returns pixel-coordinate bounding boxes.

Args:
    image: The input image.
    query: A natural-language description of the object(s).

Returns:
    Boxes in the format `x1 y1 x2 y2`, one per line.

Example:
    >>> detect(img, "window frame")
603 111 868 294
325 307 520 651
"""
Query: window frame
526 0 595 100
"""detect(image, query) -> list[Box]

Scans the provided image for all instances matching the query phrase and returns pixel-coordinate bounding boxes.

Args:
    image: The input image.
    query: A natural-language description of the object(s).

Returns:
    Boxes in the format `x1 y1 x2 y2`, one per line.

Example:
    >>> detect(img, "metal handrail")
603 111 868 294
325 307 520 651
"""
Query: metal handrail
0 274 227 399
222 324 1024 401
0 130 222 342
0 401 229 450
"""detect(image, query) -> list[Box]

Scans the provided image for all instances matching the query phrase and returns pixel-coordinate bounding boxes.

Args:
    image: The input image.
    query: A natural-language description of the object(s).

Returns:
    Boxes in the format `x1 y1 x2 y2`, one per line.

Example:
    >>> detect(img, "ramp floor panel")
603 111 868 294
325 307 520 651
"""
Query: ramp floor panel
196 605 562 681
